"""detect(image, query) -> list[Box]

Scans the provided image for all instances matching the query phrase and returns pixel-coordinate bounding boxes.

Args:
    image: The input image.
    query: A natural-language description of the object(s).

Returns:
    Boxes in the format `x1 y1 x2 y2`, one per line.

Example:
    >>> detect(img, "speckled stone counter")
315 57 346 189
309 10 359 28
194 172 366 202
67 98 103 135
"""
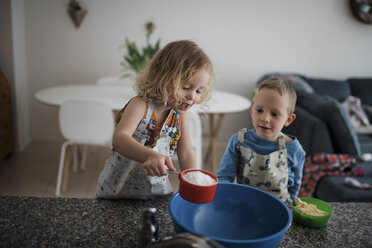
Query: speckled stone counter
0 196 371 247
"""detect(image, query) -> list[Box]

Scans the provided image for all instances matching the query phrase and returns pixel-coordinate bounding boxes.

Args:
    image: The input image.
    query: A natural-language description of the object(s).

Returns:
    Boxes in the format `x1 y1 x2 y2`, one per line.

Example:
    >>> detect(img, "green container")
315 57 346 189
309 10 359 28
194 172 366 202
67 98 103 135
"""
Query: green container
292 197 333 228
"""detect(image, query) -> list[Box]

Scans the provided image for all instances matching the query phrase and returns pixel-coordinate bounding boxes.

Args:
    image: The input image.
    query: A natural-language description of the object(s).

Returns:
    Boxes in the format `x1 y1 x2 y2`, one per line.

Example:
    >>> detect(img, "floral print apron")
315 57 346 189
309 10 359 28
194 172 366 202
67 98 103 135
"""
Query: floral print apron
95 96 181 199
236 128 291 203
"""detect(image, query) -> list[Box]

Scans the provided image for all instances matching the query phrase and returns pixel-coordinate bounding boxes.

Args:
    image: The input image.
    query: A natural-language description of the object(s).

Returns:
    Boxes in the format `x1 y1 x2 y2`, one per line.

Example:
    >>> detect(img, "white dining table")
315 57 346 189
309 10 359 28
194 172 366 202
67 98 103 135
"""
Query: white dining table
35 84 251 173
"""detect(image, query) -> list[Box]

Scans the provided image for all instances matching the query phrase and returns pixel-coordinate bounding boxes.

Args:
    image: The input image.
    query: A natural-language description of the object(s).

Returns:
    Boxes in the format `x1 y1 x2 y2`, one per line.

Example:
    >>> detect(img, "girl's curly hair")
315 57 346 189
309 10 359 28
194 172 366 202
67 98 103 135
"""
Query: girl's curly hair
135 40 216 108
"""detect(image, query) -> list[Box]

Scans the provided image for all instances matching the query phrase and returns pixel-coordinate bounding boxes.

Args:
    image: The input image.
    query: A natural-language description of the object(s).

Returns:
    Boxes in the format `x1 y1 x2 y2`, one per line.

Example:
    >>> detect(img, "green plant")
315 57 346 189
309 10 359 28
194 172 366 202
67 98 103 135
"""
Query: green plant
68 0 83 11
121 21 161 77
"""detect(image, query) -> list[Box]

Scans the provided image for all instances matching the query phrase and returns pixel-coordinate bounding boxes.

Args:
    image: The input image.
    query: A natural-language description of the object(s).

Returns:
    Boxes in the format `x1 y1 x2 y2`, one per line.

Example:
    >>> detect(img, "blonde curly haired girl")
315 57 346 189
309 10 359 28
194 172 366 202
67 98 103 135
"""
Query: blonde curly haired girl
96 40 216 199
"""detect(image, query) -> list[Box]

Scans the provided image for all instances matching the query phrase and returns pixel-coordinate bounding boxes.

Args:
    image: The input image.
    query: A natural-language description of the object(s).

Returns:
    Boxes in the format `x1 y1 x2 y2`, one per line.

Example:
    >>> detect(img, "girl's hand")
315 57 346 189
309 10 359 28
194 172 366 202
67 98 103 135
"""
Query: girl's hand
142 154 176 177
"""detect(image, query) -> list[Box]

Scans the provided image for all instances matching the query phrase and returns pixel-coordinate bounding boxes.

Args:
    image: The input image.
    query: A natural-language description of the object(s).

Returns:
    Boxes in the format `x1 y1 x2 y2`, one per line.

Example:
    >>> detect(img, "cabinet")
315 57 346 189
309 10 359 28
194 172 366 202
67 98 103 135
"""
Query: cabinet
0 70 13 160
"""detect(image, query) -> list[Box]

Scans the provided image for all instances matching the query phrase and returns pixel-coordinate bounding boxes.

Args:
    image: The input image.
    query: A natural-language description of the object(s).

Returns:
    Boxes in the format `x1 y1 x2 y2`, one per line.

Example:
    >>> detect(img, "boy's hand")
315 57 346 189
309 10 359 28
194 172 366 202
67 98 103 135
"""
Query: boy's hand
142 154 176 177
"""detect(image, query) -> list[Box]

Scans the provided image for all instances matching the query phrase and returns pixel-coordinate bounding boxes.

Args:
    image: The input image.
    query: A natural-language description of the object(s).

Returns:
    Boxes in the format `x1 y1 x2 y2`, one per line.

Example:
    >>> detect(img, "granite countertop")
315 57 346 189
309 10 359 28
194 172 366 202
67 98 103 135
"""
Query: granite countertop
0 195 371 247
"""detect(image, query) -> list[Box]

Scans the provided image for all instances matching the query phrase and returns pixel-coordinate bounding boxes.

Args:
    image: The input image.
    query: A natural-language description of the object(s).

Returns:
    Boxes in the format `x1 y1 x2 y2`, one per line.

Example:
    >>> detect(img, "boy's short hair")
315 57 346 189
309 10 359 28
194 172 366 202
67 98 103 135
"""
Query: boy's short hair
253 77 297 114
135 40 216 107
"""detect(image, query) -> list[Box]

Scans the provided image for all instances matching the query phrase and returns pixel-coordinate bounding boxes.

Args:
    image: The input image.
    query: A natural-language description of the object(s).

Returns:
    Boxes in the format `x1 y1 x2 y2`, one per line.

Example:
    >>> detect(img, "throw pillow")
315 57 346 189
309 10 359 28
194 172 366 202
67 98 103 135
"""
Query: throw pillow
363 105 372 123
342 96 370 129
297 92 361 156
347 78 372 106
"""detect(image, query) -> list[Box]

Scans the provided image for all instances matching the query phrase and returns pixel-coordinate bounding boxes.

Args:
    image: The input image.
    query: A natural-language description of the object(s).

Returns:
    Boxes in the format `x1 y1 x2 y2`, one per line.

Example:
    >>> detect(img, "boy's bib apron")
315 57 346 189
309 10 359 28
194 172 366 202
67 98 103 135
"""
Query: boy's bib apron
95 97 179 199
236 128 291 203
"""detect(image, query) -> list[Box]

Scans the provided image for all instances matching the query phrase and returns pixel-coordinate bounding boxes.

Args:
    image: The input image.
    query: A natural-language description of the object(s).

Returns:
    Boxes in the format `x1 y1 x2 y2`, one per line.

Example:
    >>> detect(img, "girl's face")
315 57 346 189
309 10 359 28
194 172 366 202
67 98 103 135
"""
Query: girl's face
171 69 210 113
250 88 295 142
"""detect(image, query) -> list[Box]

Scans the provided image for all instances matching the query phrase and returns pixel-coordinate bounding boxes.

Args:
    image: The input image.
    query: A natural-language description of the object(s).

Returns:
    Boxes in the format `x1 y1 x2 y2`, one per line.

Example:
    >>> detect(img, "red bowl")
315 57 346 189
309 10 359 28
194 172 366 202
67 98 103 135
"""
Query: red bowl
178 169 218 203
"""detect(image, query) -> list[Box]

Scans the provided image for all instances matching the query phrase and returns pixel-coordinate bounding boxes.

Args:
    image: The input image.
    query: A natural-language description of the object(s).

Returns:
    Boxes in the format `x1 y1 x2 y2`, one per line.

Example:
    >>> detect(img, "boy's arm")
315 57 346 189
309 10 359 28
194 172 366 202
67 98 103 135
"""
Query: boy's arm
216 134 239 182
177 113 196 170
288 148 305 199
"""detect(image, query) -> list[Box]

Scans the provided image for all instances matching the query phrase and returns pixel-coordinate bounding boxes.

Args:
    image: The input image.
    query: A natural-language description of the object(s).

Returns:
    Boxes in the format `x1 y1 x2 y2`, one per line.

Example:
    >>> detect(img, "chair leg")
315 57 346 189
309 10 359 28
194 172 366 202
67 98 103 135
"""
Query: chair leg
61 145 71 193
73 145 78 172
80 145 87 170
56 142 70 196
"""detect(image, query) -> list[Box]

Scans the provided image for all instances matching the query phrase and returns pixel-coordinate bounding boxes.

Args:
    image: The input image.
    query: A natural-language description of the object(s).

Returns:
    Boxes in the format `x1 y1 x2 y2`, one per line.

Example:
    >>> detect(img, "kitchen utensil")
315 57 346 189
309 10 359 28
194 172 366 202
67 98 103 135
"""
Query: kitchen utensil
177 169 218 204
292 197 333 228
137 207 223 248
146 233 224 248
167 170 180 175
168 182 292 248
137 207 159 248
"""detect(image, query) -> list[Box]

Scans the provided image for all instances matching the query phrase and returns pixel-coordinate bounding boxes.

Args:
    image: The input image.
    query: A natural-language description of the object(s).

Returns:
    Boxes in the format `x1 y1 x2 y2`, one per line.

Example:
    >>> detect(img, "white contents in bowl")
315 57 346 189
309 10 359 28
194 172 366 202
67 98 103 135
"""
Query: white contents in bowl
183 171 216 186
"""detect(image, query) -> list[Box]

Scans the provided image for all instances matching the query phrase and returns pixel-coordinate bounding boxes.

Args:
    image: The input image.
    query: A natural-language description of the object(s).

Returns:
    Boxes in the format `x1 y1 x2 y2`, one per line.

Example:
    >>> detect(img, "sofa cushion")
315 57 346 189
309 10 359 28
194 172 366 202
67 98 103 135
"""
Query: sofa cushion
315 176 372 202
347 78 372 106
283 105 334 155
297 92 361 155
358 134 372 154
306 78 351 102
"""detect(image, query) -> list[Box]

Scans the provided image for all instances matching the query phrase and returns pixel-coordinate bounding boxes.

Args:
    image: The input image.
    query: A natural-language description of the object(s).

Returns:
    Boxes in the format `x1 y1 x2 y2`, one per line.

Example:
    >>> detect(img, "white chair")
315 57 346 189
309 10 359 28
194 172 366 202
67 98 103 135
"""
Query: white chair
56 100 115 196
187 109 203 169
96 76 133 86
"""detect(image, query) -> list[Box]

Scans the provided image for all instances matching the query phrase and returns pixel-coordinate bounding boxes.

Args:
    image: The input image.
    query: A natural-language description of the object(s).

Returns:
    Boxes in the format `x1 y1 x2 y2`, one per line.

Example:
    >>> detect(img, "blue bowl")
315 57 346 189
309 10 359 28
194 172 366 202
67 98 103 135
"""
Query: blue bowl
168 183 292 248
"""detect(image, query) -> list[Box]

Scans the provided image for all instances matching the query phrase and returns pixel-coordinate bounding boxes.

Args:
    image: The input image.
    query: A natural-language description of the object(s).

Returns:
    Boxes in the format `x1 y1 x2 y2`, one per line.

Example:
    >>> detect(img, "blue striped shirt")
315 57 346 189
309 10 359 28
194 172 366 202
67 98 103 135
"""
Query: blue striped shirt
217 129 305 200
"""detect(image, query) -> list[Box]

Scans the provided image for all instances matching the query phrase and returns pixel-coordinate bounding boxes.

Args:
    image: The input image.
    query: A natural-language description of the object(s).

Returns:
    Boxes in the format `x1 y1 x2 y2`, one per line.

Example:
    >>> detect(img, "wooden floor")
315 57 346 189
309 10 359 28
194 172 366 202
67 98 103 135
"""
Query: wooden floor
0 141 221 198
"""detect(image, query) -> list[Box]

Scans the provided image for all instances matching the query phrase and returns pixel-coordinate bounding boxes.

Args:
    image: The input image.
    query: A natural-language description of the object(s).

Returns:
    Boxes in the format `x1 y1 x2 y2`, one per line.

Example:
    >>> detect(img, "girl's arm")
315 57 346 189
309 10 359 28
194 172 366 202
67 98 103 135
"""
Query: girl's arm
176 112 196 170
113 97 175 176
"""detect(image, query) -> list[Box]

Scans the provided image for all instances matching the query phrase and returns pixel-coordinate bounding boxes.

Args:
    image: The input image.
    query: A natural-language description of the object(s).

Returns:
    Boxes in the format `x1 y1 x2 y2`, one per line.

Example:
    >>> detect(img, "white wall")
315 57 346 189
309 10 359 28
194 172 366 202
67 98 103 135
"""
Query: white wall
12 0 372 151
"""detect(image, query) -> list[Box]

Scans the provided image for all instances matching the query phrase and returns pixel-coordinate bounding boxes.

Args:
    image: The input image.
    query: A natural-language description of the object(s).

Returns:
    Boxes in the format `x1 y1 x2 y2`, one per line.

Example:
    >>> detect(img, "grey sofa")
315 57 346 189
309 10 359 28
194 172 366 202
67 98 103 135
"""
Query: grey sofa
259 73 372 201
286 76 372 156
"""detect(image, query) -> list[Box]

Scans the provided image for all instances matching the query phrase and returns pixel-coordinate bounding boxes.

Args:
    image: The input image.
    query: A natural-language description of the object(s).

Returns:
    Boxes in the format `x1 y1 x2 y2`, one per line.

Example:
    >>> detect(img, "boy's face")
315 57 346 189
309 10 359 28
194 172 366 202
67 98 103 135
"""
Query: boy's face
170 69 210 113
250 88 296 142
